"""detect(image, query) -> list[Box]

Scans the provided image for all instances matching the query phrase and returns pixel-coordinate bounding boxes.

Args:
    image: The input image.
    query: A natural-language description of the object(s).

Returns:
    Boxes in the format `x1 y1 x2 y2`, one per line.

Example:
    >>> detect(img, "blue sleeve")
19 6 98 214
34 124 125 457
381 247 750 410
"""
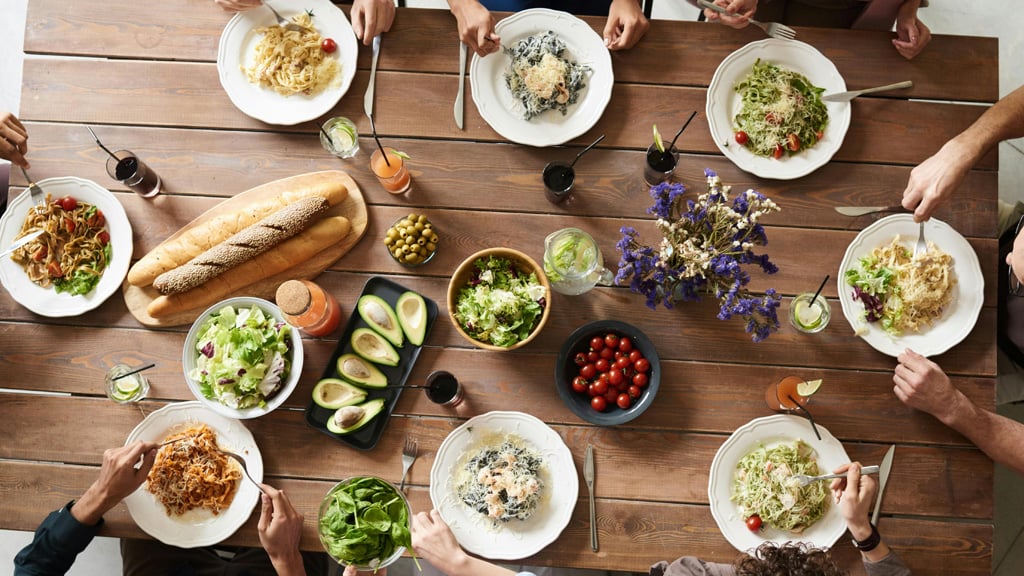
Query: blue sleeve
13 501 102 576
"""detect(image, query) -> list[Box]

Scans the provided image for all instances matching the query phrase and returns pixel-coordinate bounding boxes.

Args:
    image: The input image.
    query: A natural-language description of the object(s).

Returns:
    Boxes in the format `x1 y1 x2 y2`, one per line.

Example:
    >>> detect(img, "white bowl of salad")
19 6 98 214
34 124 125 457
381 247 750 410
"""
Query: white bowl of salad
182 296 303 419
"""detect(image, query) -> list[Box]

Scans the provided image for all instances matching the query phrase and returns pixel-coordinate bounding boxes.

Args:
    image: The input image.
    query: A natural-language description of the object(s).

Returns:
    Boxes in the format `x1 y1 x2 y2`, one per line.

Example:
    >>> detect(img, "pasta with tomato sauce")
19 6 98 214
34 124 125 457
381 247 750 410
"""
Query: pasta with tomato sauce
147 424 241 516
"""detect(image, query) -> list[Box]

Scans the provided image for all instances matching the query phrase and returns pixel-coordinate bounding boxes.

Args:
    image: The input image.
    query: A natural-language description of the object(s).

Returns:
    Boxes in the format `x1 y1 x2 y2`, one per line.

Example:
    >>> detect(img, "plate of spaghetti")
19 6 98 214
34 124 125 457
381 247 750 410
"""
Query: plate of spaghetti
0 177 131 317
217 0 358 125
124 402 263 548
838 214 983 357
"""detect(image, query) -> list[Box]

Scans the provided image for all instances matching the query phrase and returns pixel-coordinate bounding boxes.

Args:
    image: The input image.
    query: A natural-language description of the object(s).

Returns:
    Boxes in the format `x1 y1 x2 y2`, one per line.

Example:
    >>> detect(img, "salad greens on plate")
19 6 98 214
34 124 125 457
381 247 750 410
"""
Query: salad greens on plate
190 304 293 409
454 255 547 347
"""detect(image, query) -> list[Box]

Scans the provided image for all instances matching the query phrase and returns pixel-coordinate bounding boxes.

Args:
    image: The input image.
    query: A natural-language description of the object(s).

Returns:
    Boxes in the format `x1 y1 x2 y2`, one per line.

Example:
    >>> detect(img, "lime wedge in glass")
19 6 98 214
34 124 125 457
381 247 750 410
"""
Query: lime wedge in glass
797 378 822 397
793 298 823 329
653 124 665 153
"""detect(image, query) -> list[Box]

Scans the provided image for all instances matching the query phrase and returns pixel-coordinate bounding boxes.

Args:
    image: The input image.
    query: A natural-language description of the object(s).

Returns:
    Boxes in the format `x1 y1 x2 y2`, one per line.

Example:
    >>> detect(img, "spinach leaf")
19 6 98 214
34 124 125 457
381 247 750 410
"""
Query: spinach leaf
318 477 414 571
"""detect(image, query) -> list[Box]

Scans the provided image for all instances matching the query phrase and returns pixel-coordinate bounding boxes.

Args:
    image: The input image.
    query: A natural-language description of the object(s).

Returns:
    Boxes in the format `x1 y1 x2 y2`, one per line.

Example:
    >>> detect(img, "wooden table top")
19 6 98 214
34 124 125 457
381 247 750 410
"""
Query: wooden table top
2 2 998 574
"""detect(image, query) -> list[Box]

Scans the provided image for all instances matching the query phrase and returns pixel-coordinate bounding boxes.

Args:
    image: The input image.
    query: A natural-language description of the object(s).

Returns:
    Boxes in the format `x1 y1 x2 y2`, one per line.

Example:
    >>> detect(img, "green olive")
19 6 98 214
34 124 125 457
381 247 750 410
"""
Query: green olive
430 234 439 244
425 242 436 252
405 253 422 264
392 248 403 259
417 214 427 224
417 237 427 246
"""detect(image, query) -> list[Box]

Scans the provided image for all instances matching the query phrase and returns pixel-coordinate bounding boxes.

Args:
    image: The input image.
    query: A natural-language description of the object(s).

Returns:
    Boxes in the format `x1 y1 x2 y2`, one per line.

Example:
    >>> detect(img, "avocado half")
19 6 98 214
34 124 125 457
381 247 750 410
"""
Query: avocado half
396 291 428 346
358 295 403 348
326 398 386 434
312 378 368 409
336 353 387 388
351 327 400 366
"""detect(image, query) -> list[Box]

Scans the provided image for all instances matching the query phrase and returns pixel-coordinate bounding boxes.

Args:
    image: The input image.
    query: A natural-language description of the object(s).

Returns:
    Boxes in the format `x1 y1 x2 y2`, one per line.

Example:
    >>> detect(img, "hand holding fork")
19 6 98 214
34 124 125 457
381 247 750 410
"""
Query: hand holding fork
697 0 796 40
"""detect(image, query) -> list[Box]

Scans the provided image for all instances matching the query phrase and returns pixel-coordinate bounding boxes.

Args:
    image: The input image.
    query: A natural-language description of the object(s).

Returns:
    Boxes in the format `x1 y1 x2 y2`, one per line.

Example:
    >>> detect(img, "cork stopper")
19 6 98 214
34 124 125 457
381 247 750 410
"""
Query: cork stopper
276 280 311 315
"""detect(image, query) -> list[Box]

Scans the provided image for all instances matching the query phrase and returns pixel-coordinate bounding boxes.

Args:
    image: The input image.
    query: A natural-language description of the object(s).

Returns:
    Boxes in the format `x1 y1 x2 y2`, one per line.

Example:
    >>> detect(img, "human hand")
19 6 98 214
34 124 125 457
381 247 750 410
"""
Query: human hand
900 138 973 222
72 441 159 525
604 0 649 51
1007 226 1024 287
351 0 396 45
449 0 500 57
829 462 877 540
892 3 931 60
411 509 469 573
893 349 965 423
703 0 757 30
0 112 29 169
214 0 262 12
257 484 306 576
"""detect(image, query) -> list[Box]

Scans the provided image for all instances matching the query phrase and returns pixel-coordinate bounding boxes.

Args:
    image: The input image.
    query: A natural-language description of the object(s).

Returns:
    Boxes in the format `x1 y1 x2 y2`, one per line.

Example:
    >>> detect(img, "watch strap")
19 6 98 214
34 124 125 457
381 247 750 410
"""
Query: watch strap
852 523 881 552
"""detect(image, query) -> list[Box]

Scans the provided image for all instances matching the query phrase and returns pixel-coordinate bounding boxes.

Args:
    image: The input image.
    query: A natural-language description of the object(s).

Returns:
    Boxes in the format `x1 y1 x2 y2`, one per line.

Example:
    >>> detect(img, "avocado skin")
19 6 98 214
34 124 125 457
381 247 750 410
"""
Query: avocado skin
358 295 404 348
312 378 368 409
326 398 386 434
335 353 388 388
351 328 400 366
396 291 427 346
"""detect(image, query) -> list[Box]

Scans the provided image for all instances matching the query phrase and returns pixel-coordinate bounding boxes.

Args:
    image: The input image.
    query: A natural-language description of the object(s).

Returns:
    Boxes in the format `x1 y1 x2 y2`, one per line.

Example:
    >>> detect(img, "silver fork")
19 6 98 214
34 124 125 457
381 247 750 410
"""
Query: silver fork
790 465 879 488
19 166 45 207
697 0 797 40
218 448 267 495
399 437 418 491
913 222 927 259
263 2 306 33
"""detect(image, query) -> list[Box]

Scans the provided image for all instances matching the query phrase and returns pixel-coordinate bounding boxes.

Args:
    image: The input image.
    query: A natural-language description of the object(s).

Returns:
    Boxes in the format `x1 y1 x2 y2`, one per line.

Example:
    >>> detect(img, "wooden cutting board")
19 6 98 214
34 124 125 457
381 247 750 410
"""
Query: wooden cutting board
123 170 367 327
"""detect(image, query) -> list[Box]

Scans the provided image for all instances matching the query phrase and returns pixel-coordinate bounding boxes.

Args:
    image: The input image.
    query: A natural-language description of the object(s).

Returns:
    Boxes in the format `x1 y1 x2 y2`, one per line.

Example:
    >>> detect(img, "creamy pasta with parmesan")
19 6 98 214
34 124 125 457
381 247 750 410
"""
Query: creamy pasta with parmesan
243 11 339 96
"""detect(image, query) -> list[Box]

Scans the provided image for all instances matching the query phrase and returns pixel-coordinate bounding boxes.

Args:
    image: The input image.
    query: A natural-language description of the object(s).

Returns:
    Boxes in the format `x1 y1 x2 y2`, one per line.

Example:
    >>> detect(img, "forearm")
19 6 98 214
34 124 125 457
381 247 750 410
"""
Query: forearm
268 552 307 576
70 484 116 526
440 552 518 576
954 85 1024 162
940 391 1024 476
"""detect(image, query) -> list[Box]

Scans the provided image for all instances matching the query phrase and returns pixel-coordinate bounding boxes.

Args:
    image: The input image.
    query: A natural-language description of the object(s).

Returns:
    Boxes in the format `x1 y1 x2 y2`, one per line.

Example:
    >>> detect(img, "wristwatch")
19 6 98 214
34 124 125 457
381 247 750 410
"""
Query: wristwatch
852 523 881 552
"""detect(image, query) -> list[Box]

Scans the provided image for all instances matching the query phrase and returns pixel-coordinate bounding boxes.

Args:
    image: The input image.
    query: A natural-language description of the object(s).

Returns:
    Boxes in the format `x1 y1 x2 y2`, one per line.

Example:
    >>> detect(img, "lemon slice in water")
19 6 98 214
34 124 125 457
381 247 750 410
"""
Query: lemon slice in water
793 299 823 329
797 378 822 397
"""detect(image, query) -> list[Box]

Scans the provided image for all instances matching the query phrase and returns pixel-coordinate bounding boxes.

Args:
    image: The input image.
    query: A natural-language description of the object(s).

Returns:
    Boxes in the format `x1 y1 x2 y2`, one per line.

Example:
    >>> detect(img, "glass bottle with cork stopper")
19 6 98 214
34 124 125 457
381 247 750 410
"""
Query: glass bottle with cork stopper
275 279 342 337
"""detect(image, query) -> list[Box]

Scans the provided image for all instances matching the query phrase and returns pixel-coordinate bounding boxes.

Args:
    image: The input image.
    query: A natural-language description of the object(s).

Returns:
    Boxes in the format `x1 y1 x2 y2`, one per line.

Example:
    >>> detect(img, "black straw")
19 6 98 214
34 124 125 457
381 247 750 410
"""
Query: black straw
667 110 698 152
810 274 829 306
568 134 606 169
112 363 156 381
86 126 119 161
319 125 335 148
788 394 822 441
368 115 390 167
383 384 429 389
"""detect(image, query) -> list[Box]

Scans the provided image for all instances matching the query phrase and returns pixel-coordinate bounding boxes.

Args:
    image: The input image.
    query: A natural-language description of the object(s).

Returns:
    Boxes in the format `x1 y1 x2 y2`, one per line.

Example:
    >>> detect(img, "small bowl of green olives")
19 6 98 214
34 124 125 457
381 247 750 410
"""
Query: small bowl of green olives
384 213 438 268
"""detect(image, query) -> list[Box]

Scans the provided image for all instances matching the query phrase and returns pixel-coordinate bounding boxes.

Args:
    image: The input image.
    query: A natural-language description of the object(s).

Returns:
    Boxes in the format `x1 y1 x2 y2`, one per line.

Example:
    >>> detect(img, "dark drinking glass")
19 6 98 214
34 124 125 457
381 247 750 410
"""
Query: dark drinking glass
643 144 678 187
425 371 464 407
543 162 575 204
106 149 161 197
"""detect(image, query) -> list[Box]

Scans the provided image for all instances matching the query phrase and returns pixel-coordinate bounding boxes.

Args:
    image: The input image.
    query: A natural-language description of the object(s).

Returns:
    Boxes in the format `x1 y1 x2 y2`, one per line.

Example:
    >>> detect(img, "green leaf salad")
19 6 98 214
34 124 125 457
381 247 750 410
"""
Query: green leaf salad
318 477 414 570
730 440 829 533
733 59 828 157
454 256 547 348
191 304 293 409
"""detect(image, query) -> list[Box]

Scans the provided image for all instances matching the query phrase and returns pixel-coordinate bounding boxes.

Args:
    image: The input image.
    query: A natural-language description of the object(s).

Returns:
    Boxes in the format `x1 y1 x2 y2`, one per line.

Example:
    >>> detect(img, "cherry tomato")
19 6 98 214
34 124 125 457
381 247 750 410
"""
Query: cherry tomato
597 372 609 386
616 393 632 410
64 217 75 233
32 245 48 261
629 350 642 363
734 131 749 145
587 383 598 397
609 370 624 387
595 359 610 373
600 347 614 360
772 144 784 159
572 376 588 393
628 385 643 399
56 196 78 211
745 515 763 532
589 336 605 351
87 210 105 228
587 351 600 363
618 337 633 353
321 38 337 53
574 352 588 366
604 333 619 349
765 112 781 125
787 133 801 152
633 372 649 388
815 130 824 141
593 379 609 396
614 350 624 361
46 261 63 278
614 357 630 371
591 396 608 412
580 364 596 379
97 230 110 245
604 389 619 405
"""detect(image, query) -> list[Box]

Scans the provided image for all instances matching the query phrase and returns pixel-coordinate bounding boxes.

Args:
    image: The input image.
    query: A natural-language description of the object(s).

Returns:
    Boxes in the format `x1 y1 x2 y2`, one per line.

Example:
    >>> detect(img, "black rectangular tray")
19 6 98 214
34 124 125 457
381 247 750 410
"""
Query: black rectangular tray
304 276 438 450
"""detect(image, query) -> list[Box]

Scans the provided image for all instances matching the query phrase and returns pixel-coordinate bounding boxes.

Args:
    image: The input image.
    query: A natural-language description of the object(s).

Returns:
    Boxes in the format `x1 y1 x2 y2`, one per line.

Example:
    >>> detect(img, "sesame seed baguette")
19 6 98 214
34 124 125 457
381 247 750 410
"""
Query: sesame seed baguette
152 197 329 295
127 179 348 287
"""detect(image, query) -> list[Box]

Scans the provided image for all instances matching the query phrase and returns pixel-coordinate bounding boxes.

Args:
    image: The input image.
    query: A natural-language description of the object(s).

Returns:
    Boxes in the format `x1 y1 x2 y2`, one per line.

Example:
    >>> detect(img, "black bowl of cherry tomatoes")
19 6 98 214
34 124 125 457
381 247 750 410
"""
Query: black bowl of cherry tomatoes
555 320 659 426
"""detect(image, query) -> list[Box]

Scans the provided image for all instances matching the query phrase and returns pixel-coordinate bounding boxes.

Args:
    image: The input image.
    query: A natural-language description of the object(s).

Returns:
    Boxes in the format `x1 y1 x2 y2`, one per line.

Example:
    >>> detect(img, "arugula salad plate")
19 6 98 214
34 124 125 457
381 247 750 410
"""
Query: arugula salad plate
217 0 358 125
124 402 263 548
706 39 850 180
429 411 578 559
838 214 984 357
0 177 132 317
708 414 849 553
470 8 613 147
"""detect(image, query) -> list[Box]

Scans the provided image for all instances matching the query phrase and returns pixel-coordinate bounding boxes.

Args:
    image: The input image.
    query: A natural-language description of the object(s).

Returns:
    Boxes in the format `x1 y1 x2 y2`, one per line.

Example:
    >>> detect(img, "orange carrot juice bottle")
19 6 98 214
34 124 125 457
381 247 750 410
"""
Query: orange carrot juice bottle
765 376 810 411
370 147 411 194
275 280 342 337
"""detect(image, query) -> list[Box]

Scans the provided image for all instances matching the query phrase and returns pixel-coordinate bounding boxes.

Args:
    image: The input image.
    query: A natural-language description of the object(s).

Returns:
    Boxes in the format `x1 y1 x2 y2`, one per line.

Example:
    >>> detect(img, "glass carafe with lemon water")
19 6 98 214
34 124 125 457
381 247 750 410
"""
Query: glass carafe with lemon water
543 228 614 295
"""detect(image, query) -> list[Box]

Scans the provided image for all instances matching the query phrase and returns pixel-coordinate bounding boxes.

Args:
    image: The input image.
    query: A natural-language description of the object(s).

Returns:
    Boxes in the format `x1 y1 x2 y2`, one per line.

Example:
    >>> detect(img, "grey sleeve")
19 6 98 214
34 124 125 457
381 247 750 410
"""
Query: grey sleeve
649 556 736 576
864 551 913 576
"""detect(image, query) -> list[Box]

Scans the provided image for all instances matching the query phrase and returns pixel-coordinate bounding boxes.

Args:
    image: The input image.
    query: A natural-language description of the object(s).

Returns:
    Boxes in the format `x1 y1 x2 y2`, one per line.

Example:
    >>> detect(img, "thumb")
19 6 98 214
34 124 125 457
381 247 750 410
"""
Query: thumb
257 492 272 533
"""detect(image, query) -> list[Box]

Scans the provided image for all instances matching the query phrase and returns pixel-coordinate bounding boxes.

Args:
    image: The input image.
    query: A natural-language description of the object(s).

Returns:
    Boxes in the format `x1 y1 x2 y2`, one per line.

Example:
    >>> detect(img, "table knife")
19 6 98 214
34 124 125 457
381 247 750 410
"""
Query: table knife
364 34 381 119
834 205 904 217
454 43 467 130
822 81 913 102
871 445 895 525
0 230 43 259
584 444 597 551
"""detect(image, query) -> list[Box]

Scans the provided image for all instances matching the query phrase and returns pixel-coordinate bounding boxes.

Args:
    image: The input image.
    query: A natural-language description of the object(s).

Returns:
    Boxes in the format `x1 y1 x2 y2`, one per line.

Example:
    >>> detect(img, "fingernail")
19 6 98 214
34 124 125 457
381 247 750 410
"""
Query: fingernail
603 37 611 47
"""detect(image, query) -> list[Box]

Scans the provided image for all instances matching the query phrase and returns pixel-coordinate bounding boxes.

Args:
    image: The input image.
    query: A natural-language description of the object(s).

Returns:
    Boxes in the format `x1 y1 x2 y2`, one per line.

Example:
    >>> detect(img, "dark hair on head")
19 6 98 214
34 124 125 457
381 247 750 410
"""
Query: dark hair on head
733 541 847 576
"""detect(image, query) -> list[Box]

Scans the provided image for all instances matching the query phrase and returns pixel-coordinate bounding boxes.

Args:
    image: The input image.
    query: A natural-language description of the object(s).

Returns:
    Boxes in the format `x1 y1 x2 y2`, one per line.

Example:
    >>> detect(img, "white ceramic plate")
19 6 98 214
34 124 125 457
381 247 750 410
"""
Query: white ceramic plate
706 39 850 180
470 8 613 147
124 402 263 548
217 0 358 125
708 414 849 553
0 177 132 317
429 411 579 560
838 214 984 357
182 297 304 419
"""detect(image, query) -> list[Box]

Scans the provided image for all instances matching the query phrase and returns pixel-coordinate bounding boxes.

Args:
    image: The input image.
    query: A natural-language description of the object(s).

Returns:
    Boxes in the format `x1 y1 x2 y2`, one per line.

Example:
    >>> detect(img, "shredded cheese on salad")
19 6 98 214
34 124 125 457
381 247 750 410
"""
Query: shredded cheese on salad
733 59 828 158
731 440 829 533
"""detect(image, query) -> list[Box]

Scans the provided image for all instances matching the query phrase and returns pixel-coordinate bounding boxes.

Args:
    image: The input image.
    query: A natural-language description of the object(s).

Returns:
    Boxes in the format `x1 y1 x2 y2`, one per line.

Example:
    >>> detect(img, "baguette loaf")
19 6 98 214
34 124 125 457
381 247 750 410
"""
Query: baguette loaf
127 179 348 287
146 216 351 319
152 197 329 295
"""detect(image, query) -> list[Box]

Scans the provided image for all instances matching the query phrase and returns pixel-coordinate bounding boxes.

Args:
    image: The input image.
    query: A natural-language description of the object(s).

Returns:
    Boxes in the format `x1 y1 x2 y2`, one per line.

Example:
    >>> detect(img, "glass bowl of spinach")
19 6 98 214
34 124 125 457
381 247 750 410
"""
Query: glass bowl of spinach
318 476 412 570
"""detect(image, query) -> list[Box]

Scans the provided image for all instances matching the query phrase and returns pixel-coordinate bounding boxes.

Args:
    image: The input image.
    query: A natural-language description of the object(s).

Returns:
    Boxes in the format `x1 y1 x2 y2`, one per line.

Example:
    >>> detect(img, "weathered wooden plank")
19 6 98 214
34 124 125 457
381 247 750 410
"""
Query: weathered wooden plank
19 59 995 169
0 327 993 445
0 459 992 575
24 2 998 104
